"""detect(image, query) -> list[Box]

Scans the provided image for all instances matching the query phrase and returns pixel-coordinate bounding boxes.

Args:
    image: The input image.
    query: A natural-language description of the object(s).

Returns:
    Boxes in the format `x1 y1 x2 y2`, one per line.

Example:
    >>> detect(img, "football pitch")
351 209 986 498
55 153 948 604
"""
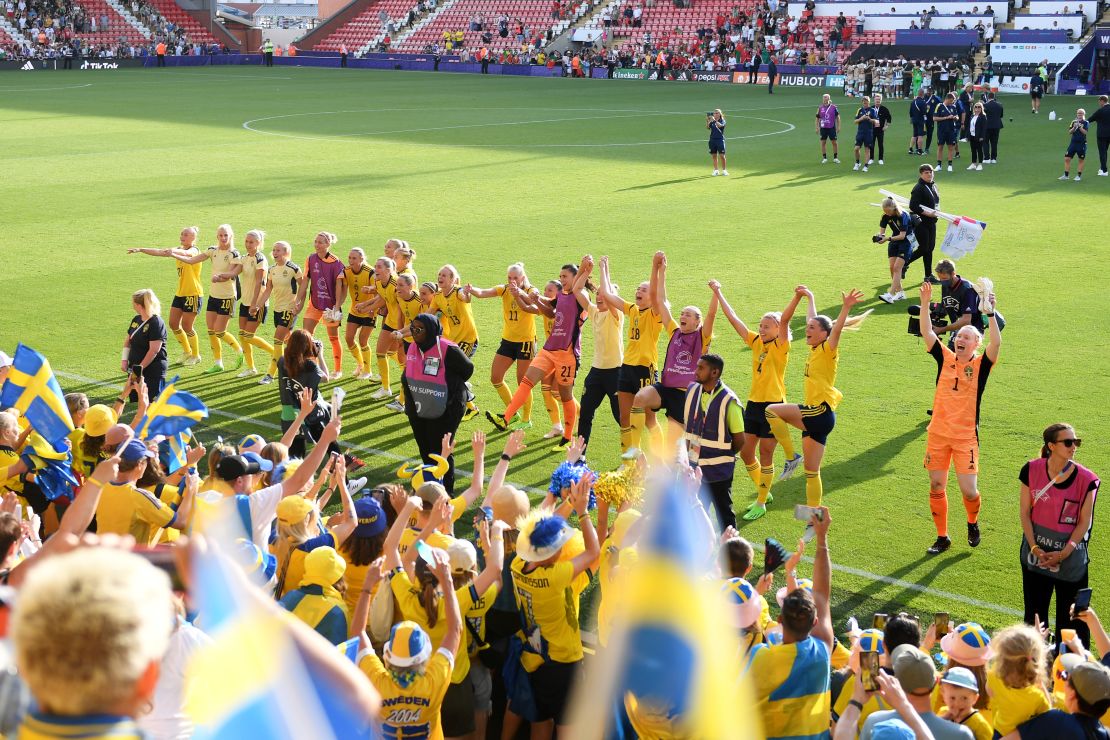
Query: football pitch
1 66 1107 633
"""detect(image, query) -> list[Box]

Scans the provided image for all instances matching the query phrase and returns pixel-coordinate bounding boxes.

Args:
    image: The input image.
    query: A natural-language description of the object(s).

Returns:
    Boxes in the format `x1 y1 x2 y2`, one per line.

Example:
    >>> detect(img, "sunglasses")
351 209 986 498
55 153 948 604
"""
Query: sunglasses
1055 438 1082 448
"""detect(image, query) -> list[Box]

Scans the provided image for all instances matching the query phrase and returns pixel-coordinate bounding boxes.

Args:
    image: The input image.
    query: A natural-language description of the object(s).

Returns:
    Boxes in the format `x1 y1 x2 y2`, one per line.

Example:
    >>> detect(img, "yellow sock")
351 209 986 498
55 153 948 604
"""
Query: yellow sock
542 385 560 425
766 411 796 458
268 340 283 377
172 328 191 356
376 354 391 388
222 331 242 352
398 383 406 407
629 408 646 451
744 460 761 487
186 330 201 358
240 332 254 370
348 343 364 373
620 427 632 453
493 381 513 406
758 465 775 505
360 346 372 375
249 333 274 356
805 469 823 507
522 387 533 422
208 332 223 362
647 419 664 454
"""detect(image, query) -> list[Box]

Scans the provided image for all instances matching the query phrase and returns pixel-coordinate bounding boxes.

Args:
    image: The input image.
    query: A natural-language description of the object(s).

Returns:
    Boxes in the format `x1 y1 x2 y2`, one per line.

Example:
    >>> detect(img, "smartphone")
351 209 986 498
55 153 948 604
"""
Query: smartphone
134 545 185 592
934 612 950 637
873 613 888 631
706 111 714 116
1073 588 1093 615
130 364 143 382
861 650 881 692
794 504 823 523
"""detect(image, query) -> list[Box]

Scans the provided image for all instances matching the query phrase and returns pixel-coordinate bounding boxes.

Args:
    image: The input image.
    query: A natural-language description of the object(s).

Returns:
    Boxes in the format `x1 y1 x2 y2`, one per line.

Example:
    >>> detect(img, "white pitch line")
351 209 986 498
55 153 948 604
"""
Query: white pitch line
56 368 1023 617
0 83 93 92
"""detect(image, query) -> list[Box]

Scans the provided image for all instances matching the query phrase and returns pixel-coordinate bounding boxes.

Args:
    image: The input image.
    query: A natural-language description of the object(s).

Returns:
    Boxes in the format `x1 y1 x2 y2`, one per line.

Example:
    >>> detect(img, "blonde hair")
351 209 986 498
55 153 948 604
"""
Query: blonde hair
398 273 417 289
762 311 792 341
881 196 902 214
260 442 288 487
132 288 162 316
507 262 532 291
12 548 174 715
990 624 1048 691
349 247 367 260
813 309 872 334
216 223 234 248
273 506 318 597
384 238 409 254
396 245 415 261
317 231 338 246
183 226 200 238
245 229 265 247
0 411 18 438
273 240 292 258
439 264 461 288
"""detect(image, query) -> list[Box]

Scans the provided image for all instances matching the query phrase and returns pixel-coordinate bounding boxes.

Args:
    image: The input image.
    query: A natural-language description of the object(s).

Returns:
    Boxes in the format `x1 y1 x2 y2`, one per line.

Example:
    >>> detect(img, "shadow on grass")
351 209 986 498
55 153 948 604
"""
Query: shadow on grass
835 550 974 618
616 174 713 191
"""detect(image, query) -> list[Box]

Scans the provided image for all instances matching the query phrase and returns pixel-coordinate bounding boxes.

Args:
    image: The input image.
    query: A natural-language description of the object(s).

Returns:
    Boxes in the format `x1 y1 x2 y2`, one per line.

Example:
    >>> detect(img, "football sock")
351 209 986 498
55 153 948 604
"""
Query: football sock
503 377 535 420
765 411 796 457
208 332 223 362
744 460 761 487
647 415 664 454
239 331 254 370
930 487 949 537
328 335 342 373
249 333 274 356
758 465 775 505
963 493 981 524
172 328 191 356
360 345 373 373
347 342 364 373
376 354 390 388
186 330 201 358
268 340 283 377
221 331 242 353
804 469 823 507
493 381 513 406
521 388 533 422
629 407 646 451
619 426 632 454
397 383 406 407
542 384 560 425
561 399 577 441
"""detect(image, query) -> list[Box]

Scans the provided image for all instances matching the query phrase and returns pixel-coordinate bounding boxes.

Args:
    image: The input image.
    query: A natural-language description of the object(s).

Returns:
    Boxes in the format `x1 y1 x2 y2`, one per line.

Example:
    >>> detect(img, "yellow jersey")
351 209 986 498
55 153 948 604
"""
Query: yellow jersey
390 569 485 684
509 558 582 664
398 528 455 558
465 582 499 657
543 314 554 338
495 285 538 343
589 303 624 370
803 341 843 410
833 676 891 730
267 261 301 312
95 481 177 546
18 712 146 740
237 251 269 308
745 332 790 403
433 289 477 344
398 294 422 342
376 275 403 329
360 649 453 740
344 266 375 318
342 559 381 627
985 672 1050 736
0 447 21 494
622 303 663 368
174 247 203 298
206 246 240 300
749 636 831 740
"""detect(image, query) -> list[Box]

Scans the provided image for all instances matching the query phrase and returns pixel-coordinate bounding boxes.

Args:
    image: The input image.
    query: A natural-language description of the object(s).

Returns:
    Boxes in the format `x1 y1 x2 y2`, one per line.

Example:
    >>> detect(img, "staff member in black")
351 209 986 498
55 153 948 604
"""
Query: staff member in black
400 313 474 494
907 164 941 284
1088 95 1110 177
123 289 168 399
749 47 761 83
874 93 892 165
983 92 1004 164
966 100 986 171
958 82 973 140
767 56 777 94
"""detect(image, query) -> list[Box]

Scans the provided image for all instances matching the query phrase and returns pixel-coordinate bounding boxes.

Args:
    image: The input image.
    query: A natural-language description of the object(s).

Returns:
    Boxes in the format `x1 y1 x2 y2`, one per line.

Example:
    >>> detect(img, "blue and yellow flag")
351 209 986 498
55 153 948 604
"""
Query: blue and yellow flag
569 472 762 740
20 445 80 502
337 637 360 664
0 344 73 453
161 428 193 475
138 377 207 441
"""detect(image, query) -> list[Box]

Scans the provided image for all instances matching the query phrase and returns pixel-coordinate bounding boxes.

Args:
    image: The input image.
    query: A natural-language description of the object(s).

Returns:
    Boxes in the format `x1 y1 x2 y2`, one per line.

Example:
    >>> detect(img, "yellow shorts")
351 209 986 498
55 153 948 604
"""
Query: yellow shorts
530 347 577 387
925 434 979 475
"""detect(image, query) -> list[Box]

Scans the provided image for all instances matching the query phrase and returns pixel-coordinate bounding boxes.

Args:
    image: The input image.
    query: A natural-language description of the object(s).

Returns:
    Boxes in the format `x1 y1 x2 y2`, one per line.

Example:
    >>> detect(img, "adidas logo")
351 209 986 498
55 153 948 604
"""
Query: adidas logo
20 61 33 70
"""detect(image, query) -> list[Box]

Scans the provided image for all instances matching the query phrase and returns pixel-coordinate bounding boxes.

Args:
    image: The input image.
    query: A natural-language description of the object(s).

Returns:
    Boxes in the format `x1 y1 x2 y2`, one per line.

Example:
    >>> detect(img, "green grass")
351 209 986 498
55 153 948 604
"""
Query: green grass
2 67 1107 635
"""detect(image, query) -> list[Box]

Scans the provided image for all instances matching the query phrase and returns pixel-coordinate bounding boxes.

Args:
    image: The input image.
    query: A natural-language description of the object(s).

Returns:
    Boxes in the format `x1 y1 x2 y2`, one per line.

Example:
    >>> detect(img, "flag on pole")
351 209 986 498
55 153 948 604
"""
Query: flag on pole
161 429 193 475
938 215 988 259
0 344 74 453
137 377 207 441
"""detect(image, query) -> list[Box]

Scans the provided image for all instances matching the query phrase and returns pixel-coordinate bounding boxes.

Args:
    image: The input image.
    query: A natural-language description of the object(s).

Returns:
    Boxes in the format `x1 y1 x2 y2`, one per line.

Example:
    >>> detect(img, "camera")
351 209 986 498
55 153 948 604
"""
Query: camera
906 303 947 336
871 234 884 244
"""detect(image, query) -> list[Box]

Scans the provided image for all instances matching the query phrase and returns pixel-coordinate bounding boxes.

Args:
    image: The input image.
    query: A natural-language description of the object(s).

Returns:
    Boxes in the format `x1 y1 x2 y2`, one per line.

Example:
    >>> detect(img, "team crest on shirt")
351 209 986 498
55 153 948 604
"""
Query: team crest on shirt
963 365 974 381
677 350 693 366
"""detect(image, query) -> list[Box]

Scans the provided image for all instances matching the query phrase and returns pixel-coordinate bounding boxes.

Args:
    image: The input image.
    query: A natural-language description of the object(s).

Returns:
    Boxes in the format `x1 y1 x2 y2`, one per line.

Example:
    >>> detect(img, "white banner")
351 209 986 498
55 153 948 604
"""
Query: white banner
987 42 1079 63
997 76 1033 93
571 28 605 42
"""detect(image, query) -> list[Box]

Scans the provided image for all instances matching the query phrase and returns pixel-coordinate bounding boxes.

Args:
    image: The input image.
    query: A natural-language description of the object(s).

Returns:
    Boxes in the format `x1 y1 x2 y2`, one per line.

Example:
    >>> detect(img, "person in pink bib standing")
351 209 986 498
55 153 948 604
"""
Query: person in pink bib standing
294 231 348 379
1019 422 1100 647
401 313 474 493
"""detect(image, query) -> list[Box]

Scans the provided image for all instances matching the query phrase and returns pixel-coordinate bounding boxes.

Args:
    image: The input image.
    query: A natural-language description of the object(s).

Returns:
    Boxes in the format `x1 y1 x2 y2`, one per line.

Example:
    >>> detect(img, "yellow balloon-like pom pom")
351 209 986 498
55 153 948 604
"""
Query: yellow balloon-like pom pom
594 465 644 508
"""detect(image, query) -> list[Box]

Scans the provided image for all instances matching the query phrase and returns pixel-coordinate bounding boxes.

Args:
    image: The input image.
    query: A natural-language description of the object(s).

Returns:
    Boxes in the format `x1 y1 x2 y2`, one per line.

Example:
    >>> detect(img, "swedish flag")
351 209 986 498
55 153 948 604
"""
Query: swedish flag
0 344 73 453
338 637 360 664
137 377 207 441
161 429 193 475
569 473 762 739
20 444 80 502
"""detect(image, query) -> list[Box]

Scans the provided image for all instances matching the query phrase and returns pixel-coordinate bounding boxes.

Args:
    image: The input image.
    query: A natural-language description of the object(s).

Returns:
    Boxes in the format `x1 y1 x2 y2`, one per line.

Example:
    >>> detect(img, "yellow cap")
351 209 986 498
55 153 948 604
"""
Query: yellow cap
276 496 314 526
84 404 118 437
301 546 346 588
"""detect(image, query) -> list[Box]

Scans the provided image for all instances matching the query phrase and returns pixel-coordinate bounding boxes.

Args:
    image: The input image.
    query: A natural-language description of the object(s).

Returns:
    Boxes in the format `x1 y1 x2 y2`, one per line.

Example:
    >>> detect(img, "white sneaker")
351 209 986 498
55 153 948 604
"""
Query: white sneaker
779 453 803 481
867 159 873 165
330 370 343 381
1059 174 1071 180
892 291 906 301
236 368 257 378
543 423 564 439
853 163 860 171
259 374 274 385
182 355 201 367
834 157 840 163
975 164 983 171
967 164 976 170
878 159 884 165
1075 175 1082 181
946 165 953 172
370 387 393 400
862 166 869 172
356 371 372 380
721 169 729 176
1098 170 1108 177
347 477 368 496
385 400 405 413
822 157 827 163
621 446 642 461
879 292 895 303
712 169 719 176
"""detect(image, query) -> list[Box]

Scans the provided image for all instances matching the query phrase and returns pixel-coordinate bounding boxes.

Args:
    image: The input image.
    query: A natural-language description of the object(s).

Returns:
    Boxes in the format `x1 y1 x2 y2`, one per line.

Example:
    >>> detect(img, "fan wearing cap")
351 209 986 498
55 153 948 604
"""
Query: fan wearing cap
719 535 774 636
340 495 388 623
506 473 598 736
832 629 892 732
860 644 974 740
353 546 462 740
278 546 350 645
939 667 992 740
194 414 341 550
398 482 459 557
1006 661 1110 740
94 440 196 545
935 622 992 719
69 403 118 480
384 495 507 740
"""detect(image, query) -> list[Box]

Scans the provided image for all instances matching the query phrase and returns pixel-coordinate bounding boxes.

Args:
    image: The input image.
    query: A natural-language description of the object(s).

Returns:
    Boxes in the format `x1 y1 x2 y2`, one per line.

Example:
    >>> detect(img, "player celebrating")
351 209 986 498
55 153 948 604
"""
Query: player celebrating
294 231 347 379
235 229 274 378
816 93 841 164
625 252 718 460
253 240 304 385
918 280 1001 555
342 248 377 380
126 226 204 365
766 287 869 510
386 273 423 413
1060 108 1089 182
852 97 878 172
709 281 803 521
169 224 244 374
432 265 480 420
465 263 539 431
487 256 594 451
363 256 405 400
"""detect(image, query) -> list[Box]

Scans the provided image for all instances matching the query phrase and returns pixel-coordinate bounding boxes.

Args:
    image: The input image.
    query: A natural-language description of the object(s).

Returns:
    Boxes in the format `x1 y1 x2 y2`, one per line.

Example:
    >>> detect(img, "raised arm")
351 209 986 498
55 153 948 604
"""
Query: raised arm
327 455 358 546
432 551 462 658
572 254 594 310
654 252 675 328
702 288 719 341
918 282 939 352
482 430 526 508
471 520 508 594
779 287 804 343
279 389 317 449
453 431 486 510
708 280 750 341
279 415 341 498
809 506 834 649
983 292 1001 364
828 289 863 351
597 256 626 313
464 283 500 299
382 494 421 571
567 474 600 578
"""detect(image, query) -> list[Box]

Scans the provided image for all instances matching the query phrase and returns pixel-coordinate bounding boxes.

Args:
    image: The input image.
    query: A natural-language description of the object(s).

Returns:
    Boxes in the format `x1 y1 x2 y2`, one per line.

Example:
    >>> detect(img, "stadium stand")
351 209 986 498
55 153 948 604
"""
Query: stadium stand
141 0 219 44
394 0 575 53
310 0 423 52
70 0 151 44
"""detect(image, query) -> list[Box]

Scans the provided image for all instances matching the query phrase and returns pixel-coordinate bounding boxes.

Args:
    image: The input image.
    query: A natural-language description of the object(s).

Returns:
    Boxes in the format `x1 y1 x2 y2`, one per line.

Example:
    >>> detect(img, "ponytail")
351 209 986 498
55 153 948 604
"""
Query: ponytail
415 559 441 629
1041 423 1073 459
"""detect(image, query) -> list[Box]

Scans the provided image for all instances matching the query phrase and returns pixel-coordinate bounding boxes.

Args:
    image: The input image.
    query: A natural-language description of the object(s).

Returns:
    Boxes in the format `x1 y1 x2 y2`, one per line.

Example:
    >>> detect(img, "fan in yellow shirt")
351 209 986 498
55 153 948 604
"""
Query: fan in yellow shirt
465 263 539 431
126 226 205 364
342 248 378 380
766 286 870 508
94 440 195 546
434 264 480 420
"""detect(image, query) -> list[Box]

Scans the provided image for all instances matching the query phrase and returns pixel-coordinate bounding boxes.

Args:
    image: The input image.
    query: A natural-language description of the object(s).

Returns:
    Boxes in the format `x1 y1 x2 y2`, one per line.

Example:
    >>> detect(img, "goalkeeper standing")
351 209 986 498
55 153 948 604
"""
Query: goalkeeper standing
295 231 348 379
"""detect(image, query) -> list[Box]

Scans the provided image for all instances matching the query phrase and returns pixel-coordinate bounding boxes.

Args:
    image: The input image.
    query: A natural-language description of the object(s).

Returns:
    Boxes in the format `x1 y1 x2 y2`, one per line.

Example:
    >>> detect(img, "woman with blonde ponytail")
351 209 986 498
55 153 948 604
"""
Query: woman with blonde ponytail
235 229 275 378
123 288 168 395
127 226 204 365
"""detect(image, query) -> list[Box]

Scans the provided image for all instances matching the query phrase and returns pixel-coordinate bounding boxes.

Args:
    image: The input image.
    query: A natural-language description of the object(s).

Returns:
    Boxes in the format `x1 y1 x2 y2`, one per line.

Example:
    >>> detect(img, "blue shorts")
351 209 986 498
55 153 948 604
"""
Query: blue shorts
1066 143 1086 159
709 139 726 154
887 241 913 262
800 402 836 446
937 128 957 146
855 131 874 147
820 127 837 141
912 121 926 137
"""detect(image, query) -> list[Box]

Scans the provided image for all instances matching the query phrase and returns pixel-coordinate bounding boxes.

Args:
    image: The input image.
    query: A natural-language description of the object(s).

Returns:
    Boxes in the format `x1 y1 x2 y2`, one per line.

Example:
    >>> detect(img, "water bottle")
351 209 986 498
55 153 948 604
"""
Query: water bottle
1048 110 1057 120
